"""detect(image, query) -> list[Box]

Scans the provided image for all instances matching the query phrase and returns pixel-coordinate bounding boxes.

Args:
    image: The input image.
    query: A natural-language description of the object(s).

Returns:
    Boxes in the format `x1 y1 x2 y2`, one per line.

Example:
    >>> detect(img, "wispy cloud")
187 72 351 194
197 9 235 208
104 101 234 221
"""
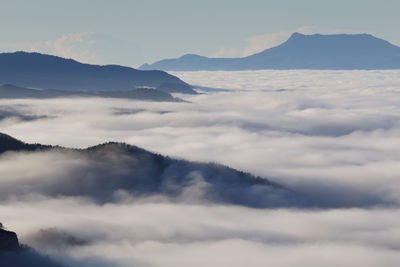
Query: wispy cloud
210 46 241 58
0 32 96 63
241 26 317 56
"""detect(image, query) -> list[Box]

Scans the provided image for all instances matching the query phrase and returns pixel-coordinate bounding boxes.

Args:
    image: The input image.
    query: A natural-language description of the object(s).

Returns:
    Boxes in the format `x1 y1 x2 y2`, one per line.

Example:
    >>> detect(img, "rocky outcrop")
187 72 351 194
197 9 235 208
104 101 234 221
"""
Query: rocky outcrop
0 226 20 251
0 225 65 267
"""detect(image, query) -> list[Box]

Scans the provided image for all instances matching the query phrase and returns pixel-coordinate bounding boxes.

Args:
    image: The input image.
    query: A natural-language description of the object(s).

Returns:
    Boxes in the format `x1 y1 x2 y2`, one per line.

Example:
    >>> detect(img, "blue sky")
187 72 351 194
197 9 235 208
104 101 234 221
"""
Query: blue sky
0 0 399 67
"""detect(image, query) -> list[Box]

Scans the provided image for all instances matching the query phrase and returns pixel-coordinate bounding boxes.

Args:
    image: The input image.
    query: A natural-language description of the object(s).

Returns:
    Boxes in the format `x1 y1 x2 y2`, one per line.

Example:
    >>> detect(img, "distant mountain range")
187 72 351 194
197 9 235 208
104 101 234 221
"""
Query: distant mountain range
0 84 183 102
140 32 400 71
0 51 196 94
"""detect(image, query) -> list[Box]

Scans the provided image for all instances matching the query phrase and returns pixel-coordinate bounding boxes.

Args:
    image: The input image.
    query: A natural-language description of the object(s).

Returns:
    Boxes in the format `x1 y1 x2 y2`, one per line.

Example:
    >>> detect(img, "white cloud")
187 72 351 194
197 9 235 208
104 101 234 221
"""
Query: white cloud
210 46 241 58
42 32 96 63
2 70 400 266
1 199 400 267
2 70 400 204
0 32 97 63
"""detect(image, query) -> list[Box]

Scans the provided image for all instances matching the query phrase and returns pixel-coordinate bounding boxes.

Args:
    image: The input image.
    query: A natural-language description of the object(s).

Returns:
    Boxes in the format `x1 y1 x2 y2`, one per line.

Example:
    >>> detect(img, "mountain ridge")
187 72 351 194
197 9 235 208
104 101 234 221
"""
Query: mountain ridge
0 51 195 94
0 83 185 101
0 132 306 208
139 32 400 70
0 132 52 154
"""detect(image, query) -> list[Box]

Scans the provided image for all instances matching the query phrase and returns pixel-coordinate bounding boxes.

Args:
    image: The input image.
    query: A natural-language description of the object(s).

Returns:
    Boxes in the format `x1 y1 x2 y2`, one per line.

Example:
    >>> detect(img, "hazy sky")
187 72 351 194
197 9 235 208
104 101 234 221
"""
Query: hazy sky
0 0 399 67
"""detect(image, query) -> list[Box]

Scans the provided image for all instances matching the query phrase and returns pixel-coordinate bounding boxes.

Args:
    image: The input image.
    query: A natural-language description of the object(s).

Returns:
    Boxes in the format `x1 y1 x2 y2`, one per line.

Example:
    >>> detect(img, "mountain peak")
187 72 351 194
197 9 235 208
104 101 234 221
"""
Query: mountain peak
0 51 191 92
0 132 22 144
0 226 20 251
180 54 204 59
289 32 305 38
0 132 52 154
286 32 378 43
279 32 397 50
140 32 400 71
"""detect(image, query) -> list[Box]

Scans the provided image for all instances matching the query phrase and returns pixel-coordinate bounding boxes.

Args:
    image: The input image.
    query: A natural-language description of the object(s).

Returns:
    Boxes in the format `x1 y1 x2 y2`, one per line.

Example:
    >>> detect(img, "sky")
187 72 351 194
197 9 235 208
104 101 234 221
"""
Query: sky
0 0 399 67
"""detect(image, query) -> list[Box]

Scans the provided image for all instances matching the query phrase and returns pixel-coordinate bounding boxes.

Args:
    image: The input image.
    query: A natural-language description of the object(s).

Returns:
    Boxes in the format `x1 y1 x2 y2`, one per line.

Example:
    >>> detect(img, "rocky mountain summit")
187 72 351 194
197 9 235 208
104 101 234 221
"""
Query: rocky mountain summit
0 224 20 251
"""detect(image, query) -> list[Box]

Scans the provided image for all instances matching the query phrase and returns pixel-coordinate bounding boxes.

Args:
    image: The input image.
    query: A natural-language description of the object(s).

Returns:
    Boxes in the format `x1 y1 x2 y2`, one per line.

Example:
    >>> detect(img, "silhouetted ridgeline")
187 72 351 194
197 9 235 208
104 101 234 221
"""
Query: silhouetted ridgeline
0 133 52 154
0 84 185 102
140 32 400 70
0 225 20 251
0 132 307 208
0 224 64 267
0 51 195 94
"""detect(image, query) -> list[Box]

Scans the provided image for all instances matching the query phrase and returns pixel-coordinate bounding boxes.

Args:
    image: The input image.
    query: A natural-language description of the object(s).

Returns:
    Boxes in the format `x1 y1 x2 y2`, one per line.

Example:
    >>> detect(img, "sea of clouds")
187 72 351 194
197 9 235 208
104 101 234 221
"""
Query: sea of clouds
1 70 400 266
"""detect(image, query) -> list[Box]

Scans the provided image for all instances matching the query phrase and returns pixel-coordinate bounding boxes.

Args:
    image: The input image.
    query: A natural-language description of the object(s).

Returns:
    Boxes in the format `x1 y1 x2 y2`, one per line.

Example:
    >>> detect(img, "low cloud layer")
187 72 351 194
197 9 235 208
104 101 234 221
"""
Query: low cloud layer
0 105 48 122
0 146 304 208
2 70 400 205
1 70 400 266
2 199 400 267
